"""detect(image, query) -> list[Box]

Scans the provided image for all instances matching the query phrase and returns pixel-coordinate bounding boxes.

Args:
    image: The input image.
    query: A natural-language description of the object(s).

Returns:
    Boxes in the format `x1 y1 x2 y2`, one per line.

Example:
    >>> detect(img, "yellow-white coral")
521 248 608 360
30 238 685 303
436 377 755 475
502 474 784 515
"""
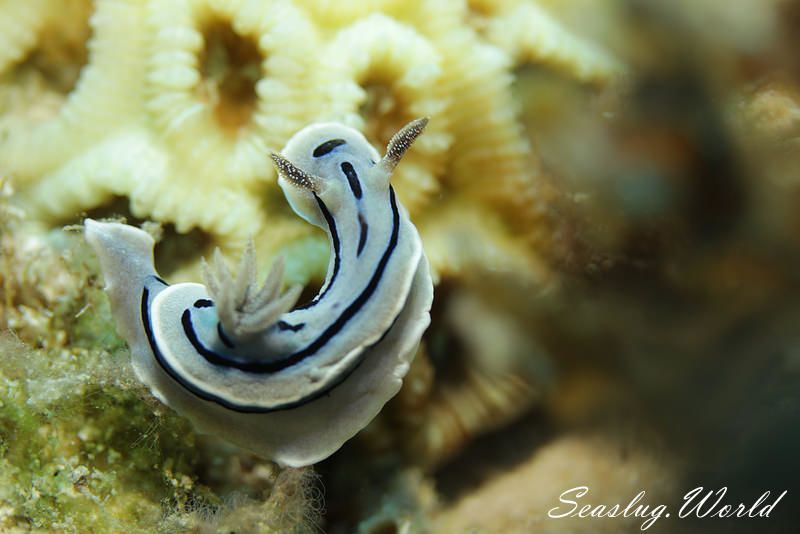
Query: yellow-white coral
484 1 624 85
322 14 452 214
144 0 340 188
2 0 622 273
0 0 147 179
0 0 49 74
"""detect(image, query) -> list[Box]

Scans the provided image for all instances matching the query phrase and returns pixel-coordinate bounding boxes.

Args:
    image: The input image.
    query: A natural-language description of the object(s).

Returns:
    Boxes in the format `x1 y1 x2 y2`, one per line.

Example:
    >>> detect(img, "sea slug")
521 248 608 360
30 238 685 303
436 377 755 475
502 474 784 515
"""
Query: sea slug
84 118 433 467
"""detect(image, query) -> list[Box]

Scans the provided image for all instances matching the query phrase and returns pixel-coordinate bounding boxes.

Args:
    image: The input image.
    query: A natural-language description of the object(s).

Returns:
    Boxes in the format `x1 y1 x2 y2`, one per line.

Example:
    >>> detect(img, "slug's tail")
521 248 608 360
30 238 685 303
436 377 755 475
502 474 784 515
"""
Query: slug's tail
84 219 158 284
84 219 160 344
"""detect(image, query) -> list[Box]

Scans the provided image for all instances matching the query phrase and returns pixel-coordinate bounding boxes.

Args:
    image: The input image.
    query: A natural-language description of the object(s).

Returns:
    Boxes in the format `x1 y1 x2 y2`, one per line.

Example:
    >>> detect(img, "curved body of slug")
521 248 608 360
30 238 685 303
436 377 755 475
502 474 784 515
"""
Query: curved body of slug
85 119 433 467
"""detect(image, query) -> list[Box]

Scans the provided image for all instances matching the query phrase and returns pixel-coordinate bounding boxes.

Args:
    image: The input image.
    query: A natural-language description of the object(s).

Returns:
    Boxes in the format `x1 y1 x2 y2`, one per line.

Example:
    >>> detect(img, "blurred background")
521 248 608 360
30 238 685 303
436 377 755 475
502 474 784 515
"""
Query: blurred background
1 0 799 532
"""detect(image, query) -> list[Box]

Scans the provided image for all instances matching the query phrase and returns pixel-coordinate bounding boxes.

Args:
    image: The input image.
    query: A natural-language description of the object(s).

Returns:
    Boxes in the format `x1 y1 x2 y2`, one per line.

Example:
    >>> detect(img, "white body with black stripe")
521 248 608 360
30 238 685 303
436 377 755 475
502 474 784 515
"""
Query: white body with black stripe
85 120 433 467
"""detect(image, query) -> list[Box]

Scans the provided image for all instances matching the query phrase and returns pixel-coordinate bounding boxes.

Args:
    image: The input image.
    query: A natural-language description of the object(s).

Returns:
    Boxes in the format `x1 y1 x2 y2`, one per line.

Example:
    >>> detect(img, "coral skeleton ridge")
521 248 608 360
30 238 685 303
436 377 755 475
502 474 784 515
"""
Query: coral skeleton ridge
0 0 622 278
84 119 434 467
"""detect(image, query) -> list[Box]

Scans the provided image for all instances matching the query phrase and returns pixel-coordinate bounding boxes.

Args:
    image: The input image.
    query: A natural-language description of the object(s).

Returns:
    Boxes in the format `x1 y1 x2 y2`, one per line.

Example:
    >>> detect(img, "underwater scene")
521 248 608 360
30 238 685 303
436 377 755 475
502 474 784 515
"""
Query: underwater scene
1 0 799 532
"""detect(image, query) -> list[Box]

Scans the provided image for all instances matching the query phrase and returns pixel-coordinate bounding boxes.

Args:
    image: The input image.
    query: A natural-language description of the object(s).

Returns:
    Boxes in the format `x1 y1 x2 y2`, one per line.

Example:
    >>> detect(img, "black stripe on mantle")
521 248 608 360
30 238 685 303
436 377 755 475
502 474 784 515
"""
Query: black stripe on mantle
142 277 366 413
183 187 401 373
294 194 341 311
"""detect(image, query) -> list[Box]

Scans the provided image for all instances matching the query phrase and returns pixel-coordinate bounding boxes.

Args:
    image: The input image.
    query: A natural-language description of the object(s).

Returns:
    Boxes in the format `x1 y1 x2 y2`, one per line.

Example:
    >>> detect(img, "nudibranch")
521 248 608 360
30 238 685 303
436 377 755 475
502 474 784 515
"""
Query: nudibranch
84 118 433 467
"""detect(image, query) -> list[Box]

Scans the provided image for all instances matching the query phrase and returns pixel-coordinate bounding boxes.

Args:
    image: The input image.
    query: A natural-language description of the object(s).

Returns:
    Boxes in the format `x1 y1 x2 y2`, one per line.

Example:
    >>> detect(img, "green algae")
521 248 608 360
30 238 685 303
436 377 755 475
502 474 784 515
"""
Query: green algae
0 324 204 532
0 200 319 532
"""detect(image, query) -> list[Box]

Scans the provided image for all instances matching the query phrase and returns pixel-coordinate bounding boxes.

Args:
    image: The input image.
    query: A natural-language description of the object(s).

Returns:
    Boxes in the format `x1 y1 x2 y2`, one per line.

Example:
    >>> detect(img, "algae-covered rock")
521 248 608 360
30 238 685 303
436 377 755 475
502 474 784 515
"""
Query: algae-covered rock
0 198 319 533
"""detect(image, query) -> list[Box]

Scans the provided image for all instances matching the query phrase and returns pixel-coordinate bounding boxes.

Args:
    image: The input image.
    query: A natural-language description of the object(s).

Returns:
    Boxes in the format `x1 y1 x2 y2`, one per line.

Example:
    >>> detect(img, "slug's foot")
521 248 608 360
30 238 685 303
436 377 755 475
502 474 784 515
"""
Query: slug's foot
201 242 301 339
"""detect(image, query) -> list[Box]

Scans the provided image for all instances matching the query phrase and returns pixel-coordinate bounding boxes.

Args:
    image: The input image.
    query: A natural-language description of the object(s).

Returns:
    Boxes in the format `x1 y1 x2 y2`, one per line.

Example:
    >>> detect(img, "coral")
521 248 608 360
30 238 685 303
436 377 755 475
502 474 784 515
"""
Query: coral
358 203 555 468
0 1 49 75
0 0 147 179
2 0 621 275
431 430 678 533
483 1 624 85
142 0 342 214
320 14 453 214
364 286 554 469
356 469 437 534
